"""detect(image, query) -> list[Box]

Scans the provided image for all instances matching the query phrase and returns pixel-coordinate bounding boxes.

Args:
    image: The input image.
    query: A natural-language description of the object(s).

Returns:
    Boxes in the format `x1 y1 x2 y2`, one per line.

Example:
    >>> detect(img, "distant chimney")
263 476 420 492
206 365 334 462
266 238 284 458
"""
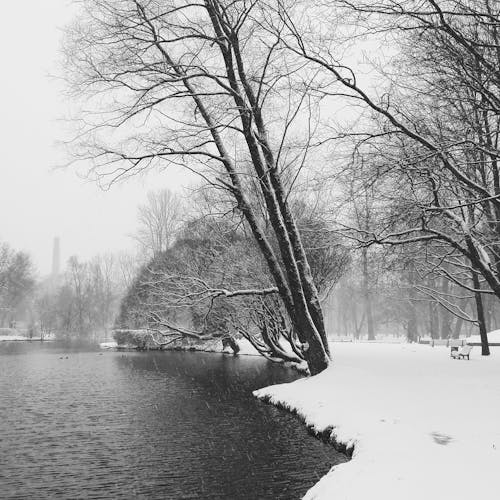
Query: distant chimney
51 237 60 277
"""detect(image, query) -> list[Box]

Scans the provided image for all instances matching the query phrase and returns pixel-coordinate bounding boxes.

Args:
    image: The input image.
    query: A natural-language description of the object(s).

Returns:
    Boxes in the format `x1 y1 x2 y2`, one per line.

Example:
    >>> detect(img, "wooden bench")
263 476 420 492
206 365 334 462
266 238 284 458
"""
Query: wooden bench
451 345 472 360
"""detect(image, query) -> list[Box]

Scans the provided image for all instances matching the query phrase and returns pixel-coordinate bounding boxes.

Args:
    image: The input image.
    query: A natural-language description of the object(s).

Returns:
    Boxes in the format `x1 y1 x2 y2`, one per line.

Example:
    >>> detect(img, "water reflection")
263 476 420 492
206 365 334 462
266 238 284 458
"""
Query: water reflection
0 343 347 499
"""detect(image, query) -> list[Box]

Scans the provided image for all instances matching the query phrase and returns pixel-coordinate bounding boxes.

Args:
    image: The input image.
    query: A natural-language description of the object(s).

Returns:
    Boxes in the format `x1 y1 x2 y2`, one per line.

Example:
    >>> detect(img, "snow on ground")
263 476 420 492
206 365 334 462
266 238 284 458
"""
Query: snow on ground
233 338 260 356
0 335 50 341
99 341 118 349
254 342 500 500
467 329 500 345
0 335 28 341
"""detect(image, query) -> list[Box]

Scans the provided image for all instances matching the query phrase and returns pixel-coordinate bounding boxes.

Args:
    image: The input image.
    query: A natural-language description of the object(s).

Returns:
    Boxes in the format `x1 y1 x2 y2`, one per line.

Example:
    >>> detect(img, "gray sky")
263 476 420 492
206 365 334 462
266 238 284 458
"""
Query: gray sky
0 2 375 277
0 1 188 275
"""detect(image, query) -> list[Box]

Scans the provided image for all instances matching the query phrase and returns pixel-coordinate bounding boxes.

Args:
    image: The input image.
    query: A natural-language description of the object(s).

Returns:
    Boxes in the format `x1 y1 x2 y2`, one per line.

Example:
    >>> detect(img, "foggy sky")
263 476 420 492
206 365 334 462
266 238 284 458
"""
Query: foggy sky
0 1 190 275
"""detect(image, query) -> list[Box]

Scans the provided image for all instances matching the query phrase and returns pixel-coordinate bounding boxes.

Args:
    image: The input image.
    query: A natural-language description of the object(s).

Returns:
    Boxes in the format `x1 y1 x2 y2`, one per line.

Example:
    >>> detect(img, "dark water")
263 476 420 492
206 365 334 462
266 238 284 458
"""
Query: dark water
0 343 346 499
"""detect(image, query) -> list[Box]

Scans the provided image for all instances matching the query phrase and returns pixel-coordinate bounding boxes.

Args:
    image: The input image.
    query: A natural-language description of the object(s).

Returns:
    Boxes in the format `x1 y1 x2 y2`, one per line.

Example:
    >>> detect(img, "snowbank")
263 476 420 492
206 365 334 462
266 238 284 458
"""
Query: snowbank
254 342 500 500
99 341 118 349
0 335 48 341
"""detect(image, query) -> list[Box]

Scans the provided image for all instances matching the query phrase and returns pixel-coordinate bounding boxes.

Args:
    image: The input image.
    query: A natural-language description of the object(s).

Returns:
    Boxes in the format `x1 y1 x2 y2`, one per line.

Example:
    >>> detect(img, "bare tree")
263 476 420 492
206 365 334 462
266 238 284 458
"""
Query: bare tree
116 251 141 290
275 0 500 286
270 0 500 353
34 254 125 342
65 0 332 373
133 189 183 257
0 243 35 327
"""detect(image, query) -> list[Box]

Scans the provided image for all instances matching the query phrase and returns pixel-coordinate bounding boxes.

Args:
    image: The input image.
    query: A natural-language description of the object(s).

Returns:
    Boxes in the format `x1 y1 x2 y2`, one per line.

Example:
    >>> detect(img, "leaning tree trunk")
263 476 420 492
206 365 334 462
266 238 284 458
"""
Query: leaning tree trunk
210 10 330 356
135 1 331 375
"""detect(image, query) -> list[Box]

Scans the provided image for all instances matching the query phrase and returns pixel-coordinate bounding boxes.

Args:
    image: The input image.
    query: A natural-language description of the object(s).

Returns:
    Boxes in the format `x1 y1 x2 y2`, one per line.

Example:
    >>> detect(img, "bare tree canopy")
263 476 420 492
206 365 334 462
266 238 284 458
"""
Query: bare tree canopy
64 0 333 373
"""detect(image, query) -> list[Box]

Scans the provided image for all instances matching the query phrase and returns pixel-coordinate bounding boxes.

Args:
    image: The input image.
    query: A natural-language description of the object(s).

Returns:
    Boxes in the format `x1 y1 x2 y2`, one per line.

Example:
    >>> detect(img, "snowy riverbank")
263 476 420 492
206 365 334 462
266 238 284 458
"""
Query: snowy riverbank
100 338 264 357
0 335 50 342
0 335 30 341
254 342 500 500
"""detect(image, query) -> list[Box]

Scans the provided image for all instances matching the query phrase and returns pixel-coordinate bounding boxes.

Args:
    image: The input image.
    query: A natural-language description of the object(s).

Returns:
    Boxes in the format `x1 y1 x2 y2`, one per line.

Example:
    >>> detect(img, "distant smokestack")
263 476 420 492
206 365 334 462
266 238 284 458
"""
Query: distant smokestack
51 237 60 277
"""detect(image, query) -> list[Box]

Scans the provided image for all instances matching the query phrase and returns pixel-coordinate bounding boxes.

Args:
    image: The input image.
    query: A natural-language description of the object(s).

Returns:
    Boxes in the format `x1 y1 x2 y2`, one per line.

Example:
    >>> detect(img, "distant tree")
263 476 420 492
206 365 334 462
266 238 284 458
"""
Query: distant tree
34 254 125 342
0 243 35 327
133 189 184 258
35 291 59 339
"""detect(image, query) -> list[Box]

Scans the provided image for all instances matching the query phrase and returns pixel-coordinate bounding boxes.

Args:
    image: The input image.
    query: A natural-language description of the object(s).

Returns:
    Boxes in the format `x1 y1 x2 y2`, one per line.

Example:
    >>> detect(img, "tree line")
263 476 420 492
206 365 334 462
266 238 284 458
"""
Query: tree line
0 243 34 329
35 255 131 342
0 244 134 341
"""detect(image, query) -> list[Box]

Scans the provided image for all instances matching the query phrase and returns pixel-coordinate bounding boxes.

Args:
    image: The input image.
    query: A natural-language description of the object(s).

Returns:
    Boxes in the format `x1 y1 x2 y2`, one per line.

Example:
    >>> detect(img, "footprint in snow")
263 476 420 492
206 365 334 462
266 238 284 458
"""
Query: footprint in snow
431 432 453 445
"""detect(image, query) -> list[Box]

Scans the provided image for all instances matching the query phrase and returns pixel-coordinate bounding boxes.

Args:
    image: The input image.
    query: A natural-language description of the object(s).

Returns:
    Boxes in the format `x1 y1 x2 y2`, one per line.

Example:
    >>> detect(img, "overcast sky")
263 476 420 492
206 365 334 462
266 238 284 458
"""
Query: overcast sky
0 1 190 275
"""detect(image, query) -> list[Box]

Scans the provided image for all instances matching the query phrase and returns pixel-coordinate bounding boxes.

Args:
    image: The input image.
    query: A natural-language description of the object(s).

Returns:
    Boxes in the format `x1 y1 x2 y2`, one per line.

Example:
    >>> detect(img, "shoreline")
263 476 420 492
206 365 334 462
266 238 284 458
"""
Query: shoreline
256 393 354 460
103 339 310 373
253 377 357 500
253 342 500 500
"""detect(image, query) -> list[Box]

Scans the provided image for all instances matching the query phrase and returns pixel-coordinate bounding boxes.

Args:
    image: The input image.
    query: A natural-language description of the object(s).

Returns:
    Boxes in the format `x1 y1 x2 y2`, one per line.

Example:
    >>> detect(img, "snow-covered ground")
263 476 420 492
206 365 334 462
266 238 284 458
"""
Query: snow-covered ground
99 341 119 349
254 342 500 500
467 329 500 345
0 335 48 341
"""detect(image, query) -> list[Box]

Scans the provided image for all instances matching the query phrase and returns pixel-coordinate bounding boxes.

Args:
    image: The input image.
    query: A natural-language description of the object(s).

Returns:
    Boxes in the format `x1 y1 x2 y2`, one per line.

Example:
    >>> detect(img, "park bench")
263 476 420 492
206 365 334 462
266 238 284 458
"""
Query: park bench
451 345 473 360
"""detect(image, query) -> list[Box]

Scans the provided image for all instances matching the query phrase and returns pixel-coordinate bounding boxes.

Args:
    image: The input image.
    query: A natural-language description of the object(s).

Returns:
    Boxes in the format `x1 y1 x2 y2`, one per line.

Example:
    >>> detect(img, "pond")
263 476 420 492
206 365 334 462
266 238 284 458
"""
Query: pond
0 342 347 499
